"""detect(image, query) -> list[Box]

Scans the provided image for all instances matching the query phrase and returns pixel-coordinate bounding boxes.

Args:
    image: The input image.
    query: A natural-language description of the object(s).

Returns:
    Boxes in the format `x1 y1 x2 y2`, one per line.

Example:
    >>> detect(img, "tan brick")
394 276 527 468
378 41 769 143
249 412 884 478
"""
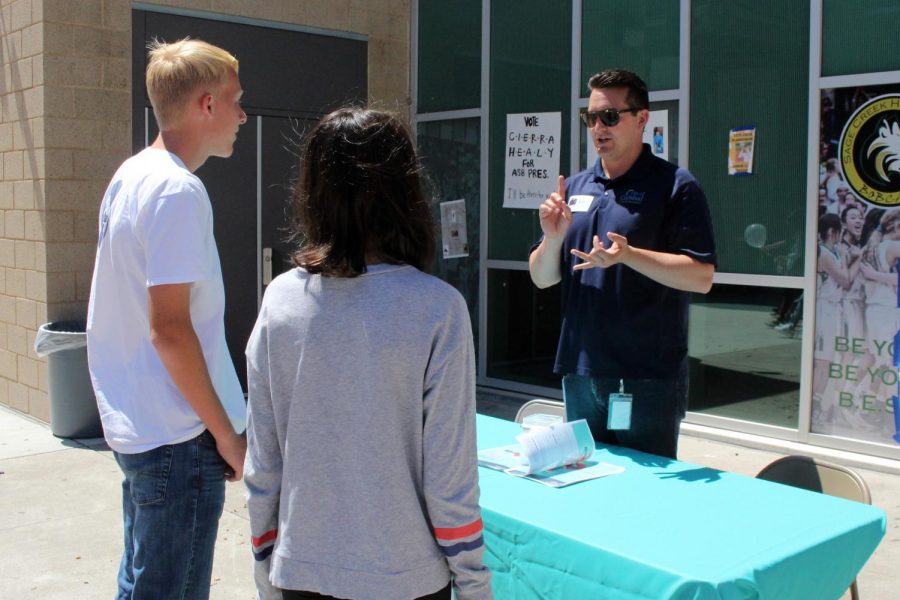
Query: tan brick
45 241 95 273
0 239 14 267
13 179 35 209
22 148 44 180
8 57 33 91
72 25 129 59
0 349 18 380
75 271 90 302
41 21 73 56
47 271 75 303
9 0 33 31
3 31 22 62
32 52 43 85
14 240 36 269
43 117 102 149
0 123 12 152
102 58 129 90
34 239 46 268
25 270 46 301
44 0 102 25
74 88 129 121
17 353 38 387
29 387 49 422
12 119 37 151
0 294 15 322
74 211 96 243
15 296 37 327
3 151 24 179
8 380 28 412
5 209 24 238
24 209 44 241
73 150 123 181
20 85 43 119
0 182 10 209
5 267 25 296
44 56 102 87
102 0 131 29
7 323 26 354
44 148 74 179
21 22 41 57
99 120 131 154
46 301 82 322
42 180 105 212
0 266 5 296
37 357 49 392
45 210 73 241
44 85 74 118
0 377 8 407
35 300 46 327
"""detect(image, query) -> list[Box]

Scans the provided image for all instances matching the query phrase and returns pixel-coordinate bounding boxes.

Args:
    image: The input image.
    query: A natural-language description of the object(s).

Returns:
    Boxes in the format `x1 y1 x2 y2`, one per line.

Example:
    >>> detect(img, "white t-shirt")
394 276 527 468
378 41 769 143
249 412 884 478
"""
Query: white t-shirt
86 148 246 453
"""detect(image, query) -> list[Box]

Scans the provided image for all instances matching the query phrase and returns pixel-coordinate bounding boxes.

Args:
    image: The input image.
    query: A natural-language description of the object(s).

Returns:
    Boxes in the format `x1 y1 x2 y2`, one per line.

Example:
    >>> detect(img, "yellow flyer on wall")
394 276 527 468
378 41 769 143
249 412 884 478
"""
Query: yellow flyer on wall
728 127 756 175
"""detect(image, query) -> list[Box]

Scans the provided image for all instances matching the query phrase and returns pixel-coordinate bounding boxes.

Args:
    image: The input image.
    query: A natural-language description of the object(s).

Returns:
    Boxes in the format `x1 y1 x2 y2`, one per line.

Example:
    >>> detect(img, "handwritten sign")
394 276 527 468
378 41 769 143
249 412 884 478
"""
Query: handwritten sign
503 112 561 209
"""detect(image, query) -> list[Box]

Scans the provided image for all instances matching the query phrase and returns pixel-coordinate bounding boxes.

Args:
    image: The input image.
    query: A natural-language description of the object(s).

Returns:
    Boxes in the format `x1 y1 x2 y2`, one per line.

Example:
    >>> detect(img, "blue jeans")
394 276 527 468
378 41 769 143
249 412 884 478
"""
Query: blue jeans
562 374 687 459
114 430 226 600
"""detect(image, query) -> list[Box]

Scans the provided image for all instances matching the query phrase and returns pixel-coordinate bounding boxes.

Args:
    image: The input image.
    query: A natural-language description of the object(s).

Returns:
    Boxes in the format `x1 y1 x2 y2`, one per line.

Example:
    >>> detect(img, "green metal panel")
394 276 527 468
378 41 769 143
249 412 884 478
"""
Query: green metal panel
823 0 900 77
417 0 482 112
689 0 809 276
488 0 572 261
581 0 680 93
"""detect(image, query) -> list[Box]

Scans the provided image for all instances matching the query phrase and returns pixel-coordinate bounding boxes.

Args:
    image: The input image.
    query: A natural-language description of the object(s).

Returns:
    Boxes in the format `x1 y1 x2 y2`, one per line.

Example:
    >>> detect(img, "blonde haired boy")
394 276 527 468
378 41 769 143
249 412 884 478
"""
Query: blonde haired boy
87 38 247 600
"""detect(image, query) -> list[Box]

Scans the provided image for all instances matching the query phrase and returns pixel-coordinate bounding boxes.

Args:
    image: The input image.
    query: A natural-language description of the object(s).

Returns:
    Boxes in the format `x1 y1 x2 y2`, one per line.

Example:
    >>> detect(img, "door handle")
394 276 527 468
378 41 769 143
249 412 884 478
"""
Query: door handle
263 247 273 285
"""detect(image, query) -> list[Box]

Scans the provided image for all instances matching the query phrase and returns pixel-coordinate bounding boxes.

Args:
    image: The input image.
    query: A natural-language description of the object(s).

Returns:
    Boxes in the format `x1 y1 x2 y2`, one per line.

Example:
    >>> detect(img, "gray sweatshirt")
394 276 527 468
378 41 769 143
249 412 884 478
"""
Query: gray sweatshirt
245 264 492 600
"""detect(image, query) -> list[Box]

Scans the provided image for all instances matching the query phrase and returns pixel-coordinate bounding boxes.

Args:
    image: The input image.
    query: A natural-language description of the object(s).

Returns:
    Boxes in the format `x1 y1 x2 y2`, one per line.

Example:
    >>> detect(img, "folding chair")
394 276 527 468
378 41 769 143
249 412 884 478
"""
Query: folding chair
756 455 871 600
515 399 566 425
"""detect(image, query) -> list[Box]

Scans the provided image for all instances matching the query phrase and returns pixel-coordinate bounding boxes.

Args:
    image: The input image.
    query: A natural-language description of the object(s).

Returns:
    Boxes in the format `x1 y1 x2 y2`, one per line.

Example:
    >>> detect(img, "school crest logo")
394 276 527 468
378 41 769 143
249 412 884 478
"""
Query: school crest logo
839 93 900 208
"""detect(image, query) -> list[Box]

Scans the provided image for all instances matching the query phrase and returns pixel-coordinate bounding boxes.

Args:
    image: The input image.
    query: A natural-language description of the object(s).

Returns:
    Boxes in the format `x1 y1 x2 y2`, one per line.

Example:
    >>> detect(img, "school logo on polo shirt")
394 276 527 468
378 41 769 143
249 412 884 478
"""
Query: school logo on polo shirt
839 93 900 208
620 189 645 205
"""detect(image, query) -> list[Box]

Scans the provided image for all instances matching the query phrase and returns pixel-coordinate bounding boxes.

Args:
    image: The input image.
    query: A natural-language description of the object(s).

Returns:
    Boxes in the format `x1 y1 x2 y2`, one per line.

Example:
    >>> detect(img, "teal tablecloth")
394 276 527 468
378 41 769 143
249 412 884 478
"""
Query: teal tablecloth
476 415 886 599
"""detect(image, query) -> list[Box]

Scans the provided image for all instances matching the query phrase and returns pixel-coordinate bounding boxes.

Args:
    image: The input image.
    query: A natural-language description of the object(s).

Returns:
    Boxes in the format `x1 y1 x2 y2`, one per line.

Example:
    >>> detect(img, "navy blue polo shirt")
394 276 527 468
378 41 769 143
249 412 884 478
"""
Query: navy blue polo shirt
542 144 717 380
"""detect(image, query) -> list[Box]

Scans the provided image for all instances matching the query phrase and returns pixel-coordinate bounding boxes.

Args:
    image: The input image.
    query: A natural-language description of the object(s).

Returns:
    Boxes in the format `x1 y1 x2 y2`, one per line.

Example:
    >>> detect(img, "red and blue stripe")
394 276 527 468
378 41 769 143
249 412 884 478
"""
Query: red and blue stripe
251 528 277 561
434 518 484 557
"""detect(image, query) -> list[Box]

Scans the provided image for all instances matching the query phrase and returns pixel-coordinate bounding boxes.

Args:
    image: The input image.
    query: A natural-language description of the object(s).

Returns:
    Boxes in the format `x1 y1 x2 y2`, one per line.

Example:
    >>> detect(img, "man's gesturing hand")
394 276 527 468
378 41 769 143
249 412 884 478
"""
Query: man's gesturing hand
538 175 572 240
571 232 631 270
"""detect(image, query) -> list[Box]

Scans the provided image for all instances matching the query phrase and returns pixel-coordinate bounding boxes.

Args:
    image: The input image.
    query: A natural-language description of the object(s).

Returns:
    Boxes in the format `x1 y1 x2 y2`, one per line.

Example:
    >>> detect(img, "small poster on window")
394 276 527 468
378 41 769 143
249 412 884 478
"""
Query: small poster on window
642 110 669 162
503 112 561 209
440 199 469 259
728 126 756 175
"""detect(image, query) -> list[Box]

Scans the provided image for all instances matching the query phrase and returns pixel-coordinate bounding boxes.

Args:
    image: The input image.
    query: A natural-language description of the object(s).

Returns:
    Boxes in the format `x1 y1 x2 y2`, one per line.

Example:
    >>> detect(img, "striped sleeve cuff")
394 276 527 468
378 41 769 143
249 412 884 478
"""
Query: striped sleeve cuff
434 518 485 557
251 528 277 562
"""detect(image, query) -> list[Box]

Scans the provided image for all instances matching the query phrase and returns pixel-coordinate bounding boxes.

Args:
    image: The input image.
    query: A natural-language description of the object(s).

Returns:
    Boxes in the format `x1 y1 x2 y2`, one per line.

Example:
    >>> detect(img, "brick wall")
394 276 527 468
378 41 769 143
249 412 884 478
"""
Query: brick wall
0 0 410 421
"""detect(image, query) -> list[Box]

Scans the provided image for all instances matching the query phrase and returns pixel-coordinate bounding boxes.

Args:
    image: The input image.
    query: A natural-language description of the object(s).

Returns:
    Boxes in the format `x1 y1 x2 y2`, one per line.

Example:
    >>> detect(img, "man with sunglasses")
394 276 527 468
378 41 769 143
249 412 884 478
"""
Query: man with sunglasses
529 69 717 459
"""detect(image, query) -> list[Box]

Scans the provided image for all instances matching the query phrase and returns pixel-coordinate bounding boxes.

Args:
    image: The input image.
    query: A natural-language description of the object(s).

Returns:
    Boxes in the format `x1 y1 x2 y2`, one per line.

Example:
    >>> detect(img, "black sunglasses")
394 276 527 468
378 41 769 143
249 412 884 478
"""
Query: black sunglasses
580 107 641 128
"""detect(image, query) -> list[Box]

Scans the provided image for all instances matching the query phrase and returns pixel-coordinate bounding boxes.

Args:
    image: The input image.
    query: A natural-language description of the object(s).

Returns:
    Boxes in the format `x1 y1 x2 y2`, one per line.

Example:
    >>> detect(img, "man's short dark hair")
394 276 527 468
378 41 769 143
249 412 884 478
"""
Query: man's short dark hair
291 107 435 277
587 69 650 110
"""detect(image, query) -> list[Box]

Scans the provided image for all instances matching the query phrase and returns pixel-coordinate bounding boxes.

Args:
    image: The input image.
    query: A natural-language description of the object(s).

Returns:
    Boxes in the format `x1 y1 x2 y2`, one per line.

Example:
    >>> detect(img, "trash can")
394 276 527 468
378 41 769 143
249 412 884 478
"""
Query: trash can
34 320 103 439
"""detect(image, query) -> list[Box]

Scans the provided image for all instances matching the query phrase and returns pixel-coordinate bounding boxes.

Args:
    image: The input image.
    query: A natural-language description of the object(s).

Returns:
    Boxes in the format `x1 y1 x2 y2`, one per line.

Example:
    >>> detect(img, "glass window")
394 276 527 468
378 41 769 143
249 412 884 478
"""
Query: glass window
417 0 482 112
418 118 482 349
690 0 809 276
822 0 900 77
688 284 802 429
486 269 561 389
488 0 572 262
581 0 680 92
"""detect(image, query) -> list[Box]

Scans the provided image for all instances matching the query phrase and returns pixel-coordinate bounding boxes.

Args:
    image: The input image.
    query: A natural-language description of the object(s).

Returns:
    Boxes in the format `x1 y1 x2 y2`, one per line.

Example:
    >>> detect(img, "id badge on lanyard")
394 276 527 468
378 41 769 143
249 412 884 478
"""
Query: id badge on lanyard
608 379 632 430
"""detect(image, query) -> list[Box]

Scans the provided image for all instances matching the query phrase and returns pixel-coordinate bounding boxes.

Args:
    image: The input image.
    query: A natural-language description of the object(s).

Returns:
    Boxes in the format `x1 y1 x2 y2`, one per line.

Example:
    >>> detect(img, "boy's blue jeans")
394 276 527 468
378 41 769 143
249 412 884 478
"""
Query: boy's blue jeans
562 374 687 459
114 429 226 600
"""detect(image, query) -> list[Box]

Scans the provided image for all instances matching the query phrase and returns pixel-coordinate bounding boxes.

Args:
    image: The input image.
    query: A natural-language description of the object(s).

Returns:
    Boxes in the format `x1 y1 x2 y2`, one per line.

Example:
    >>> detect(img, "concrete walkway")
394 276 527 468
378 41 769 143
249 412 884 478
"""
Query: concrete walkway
1 402 897 599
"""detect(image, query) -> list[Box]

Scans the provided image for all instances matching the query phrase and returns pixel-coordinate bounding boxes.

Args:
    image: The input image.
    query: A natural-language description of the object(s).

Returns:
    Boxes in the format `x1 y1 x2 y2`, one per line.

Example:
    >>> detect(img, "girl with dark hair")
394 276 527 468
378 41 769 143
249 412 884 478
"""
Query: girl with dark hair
244 108 491 600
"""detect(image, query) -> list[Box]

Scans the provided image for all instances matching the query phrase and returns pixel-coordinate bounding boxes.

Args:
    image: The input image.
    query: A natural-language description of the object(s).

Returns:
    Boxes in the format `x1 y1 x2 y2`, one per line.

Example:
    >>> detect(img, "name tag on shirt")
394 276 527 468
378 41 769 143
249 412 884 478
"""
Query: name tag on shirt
567 195 594 213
